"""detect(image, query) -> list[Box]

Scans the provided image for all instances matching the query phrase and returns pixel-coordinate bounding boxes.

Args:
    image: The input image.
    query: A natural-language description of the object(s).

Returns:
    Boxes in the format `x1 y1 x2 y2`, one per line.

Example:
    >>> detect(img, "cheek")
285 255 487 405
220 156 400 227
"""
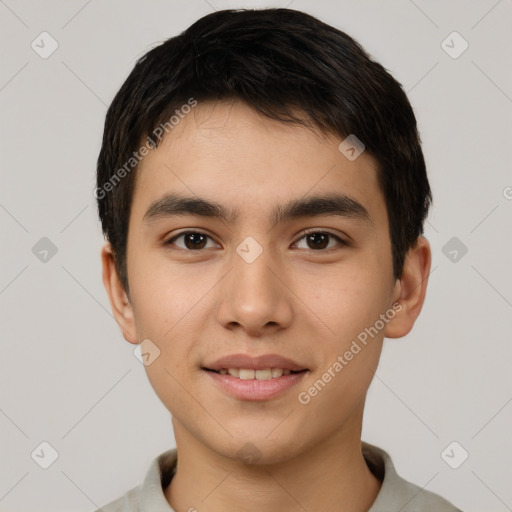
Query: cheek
127 254 222 379
298 262 392 404
303 261 391 338
128 252 205 337
130 278 202 417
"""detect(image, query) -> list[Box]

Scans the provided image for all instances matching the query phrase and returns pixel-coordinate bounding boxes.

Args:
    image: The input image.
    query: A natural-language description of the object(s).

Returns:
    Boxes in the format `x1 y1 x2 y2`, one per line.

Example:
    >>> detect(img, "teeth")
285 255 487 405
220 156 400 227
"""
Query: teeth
256 369 272 380
239 369 255 380
218 368 297 380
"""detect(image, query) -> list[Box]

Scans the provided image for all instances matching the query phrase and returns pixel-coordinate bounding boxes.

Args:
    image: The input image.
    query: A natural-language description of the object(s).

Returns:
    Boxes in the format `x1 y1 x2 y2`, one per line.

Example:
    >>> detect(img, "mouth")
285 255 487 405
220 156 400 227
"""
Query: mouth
202 367 308 380
201 353 310 400
202 367 309 401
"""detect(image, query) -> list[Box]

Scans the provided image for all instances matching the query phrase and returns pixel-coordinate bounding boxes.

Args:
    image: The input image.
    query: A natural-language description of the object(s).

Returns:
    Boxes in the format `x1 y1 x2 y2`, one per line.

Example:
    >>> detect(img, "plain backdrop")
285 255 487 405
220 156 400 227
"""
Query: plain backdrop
0 1 511 511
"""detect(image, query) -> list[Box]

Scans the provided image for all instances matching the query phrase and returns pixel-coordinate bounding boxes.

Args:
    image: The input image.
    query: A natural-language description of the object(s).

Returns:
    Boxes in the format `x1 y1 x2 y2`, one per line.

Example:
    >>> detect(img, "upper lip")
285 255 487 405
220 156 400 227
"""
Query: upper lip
204 353 308 372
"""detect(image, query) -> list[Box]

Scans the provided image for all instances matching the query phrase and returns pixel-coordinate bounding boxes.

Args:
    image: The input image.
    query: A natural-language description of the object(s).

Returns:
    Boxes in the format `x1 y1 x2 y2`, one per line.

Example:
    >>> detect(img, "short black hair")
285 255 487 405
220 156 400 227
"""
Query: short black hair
96 8 432 294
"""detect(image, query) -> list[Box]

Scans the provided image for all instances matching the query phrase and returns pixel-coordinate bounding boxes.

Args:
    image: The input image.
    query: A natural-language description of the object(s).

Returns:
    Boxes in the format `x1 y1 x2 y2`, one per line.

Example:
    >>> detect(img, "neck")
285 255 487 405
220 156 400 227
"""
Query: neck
164 406 381 512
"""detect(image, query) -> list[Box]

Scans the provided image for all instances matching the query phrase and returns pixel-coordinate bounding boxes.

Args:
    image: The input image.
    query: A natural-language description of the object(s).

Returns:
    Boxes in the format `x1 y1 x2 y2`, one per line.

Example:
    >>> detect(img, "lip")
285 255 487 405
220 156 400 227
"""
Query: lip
204 369 309 401
203 353 307 372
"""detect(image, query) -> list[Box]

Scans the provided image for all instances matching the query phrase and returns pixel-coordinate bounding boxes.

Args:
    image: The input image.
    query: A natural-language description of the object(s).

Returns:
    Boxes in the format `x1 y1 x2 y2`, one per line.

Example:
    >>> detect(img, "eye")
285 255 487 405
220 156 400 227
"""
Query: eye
165 231 219 251
294 231 347 251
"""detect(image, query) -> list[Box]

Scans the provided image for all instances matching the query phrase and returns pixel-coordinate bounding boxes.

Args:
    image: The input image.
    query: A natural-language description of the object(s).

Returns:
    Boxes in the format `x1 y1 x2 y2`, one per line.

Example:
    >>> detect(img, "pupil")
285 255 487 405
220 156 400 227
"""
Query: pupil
308 233 328 250
185 233 207 250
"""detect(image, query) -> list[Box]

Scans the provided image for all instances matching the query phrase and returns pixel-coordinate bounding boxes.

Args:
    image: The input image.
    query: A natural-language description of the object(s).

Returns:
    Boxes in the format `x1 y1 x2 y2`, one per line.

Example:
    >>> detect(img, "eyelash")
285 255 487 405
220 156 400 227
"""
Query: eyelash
164 230 348 252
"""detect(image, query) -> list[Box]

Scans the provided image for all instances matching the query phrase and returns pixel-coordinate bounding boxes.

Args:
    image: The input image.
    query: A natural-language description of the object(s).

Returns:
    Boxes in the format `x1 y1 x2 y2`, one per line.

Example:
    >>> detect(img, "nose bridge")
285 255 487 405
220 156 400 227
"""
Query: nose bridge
216 236 293 333
232 238 279 309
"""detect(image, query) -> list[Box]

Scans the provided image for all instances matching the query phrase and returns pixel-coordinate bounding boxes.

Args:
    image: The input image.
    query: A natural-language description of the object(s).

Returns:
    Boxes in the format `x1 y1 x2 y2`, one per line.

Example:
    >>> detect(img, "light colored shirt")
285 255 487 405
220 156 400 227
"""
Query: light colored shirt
95 442 462 511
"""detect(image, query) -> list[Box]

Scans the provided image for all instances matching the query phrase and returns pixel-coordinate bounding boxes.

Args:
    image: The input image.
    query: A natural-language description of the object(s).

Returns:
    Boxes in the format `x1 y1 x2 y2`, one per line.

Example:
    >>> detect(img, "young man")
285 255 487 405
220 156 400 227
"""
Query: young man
95 8 461 512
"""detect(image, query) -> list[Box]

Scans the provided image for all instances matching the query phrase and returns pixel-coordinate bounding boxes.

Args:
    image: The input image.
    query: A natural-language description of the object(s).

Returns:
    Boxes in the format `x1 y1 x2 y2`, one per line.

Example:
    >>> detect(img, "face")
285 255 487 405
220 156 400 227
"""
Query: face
109 99 406 464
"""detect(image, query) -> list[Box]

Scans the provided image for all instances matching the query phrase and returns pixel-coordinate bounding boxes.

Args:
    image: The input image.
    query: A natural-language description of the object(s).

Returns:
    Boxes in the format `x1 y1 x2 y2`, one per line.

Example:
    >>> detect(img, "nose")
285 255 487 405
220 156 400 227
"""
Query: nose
215 244 293 337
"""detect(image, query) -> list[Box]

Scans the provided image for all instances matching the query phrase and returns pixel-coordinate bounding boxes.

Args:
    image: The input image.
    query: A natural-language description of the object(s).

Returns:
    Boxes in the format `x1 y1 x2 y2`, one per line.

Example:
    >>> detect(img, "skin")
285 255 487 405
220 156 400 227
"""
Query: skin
102 99 431 512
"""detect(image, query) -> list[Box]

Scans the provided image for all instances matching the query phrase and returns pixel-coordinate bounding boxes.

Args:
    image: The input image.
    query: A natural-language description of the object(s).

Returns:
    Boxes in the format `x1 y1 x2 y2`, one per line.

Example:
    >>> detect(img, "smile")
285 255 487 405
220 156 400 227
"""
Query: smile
208 368 304 380
203 368 309 401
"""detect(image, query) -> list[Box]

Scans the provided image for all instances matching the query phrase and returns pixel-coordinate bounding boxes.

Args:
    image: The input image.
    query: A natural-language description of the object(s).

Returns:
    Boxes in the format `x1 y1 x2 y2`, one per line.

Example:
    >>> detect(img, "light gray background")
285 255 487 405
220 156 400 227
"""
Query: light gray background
1 0 511 510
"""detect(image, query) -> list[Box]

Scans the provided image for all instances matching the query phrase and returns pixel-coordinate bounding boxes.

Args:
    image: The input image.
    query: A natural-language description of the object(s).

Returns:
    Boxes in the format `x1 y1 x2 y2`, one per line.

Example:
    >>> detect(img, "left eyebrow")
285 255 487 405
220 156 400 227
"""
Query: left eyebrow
270 194 373 227
142 192 373 227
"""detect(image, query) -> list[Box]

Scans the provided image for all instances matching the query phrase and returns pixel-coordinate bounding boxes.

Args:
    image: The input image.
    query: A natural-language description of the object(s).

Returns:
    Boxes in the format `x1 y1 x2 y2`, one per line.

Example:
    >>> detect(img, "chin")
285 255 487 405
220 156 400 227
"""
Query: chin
214 435 306 467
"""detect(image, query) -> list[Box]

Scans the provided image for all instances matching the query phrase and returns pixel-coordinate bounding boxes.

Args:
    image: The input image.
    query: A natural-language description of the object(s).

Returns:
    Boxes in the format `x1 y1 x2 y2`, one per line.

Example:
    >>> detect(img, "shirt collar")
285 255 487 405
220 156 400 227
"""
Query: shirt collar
138 442 423 511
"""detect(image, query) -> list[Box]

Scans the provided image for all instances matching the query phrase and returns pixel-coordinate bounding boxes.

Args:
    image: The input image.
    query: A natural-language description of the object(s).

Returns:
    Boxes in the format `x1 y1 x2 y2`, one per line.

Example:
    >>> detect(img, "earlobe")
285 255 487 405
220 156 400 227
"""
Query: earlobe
101 242 138 344
384 236 432 339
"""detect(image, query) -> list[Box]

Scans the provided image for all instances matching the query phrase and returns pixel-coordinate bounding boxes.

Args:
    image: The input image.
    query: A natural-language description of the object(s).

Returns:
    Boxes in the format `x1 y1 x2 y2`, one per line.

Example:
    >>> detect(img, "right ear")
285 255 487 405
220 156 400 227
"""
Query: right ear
101 242 138 344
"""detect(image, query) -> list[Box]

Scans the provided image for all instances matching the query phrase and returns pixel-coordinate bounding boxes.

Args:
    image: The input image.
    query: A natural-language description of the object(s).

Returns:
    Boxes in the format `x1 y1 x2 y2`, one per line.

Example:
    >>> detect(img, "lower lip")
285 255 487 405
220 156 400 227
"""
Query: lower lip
204 370 308 401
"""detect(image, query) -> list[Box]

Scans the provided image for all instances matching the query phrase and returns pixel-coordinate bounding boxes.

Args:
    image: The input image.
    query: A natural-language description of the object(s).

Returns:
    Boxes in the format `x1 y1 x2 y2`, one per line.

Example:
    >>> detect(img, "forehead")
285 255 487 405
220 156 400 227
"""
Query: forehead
131 99 387 228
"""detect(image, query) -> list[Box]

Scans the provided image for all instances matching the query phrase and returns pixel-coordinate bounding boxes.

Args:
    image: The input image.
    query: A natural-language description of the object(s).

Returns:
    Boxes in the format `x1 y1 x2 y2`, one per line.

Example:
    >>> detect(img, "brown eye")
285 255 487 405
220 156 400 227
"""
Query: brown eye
306 233 329 249
166 232 217 250
295 231 346 251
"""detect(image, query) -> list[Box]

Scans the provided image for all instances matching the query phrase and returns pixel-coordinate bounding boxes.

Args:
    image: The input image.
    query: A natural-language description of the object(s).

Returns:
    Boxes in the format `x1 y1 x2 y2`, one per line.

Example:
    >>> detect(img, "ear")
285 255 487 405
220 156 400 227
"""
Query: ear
101 242 138 344
384 236 432 339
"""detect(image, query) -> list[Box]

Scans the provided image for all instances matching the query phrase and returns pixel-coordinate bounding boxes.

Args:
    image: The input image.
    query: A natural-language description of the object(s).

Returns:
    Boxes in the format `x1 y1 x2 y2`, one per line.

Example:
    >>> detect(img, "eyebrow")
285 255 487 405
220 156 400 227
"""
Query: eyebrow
142 193 372 227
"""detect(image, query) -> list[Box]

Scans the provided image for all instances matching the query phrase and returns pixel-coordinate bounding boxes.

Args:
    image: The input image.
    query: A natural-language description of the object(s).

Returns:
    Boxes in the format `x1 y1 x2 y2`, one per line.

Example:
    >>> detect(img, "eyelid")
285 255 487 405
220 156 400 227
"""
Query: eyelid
292 229 348 248
164 230 221 249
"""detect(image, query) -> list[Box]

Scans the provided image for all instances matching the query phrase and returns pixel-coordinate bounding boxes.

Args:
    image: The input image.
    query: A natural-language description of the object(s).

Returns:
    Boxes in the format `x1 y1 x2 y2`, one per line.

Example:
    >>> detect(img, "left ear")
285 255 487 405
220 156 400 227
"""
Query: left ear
384 236 432 339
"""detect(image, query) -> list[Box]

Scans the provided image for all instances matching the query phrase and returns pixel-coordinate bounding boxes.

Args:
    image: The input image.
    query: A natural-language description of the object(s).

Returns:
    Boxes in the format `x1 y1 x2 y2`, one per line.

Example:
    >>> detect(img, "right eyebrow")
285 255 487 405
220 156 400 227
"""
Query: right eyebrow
142 194 237 225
